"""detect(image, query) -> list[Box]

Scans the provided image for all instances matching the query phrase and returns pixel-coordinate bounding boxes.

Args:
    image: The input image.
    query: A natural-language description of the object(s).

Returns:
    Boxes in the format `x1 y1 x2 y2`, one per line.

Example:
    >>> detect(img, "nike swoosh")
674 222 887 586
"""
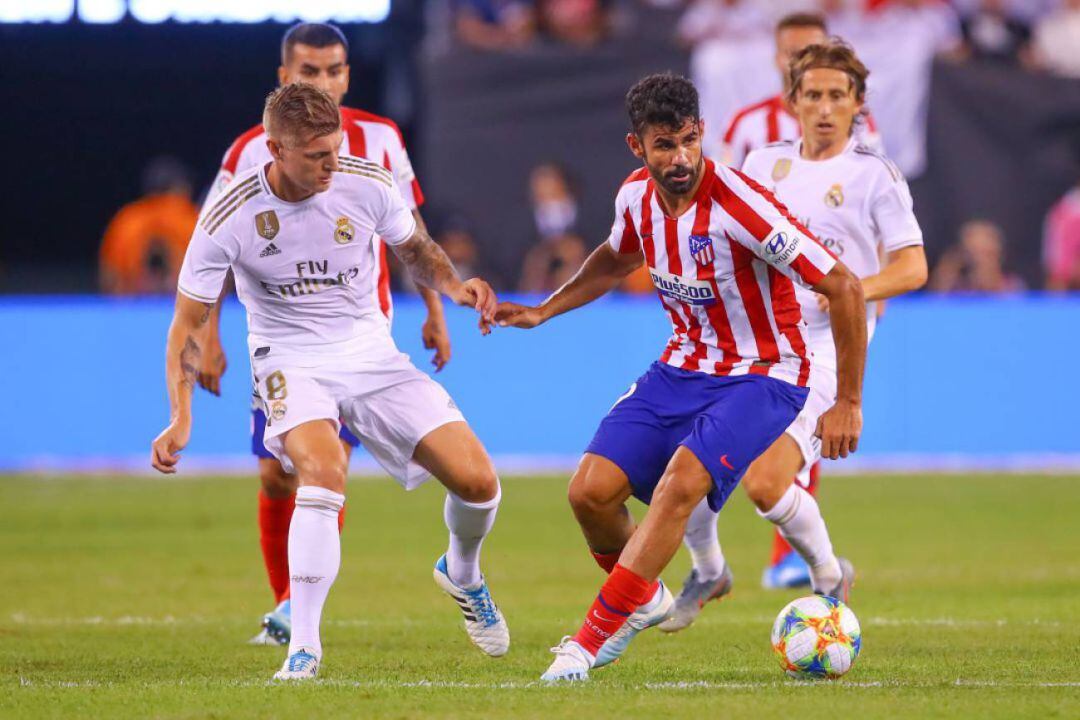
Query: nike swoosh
592 610 618 623
720 454 735 471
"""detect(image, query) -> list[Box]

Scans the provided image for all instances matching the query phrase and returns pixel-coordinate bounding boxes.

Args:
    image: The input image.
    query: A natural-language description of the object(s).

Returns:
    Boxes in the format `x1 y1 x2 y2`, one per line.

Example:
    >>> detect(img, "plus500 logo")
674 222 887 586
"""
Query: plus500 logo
650 270 717 306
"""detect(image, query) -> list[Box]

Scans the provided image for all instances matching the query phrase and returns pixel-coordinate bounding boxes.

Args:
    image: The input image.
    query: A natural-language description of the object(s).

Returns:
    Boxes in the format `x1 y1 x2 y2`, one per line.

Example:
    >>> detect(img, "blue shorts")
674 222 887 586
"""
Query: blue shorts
251 408 361 459
586 362 809 512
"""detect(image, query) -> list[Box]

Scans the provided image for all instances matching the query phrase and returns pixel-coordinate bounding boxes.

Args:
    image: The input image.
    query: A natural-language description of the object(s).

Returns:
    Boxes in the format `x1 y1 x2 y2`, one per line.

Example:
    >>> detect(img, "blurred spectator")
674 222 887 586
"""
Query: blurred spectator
536 0 610 46
530 163 579 240
452 0 536 51
519 233 587 292
929 219 1026 293
1043 182 1080 291
958 0 1031 64
1028 0 1080 79
99 157 198 295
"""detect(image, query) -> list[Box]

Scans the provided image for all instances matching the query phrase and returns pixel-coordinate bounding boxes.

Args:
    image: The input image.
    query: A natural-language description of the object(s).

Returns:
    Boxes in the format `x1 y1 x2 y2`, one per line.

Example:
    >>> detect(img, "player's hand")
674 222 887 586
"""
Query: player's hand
814 399 862 460
151 420 191 474
816 293 830 313
495 302 545 329
451 278 498 335
197 334 228 396
422 314 452 372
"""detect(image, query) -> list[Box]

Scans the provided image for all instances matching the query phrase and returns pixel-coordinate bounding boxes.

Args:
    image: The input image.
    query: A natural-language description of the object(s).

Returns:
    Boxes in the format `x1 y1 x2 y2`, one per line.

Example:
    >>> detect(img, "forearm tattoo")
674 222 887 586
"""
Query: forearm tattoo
393 230 461 293
179 335 201 390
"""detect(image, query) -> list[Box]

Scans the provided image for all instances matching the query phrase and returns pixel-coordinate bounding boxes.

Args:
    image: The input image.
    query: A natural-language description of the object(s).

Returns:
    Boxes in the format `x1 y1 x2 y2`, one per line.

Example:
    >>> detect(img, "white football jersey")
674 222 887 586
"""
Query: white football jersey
179 157 416 358
742 138 923 371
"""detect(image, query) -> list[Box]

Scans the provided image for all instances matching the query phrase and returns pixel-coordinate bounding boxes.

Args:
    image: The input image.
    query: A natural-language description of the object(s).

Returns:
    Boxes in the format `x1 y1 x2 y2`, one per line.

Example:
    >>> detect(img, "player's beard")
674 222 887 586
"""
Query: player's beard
657 158 700 196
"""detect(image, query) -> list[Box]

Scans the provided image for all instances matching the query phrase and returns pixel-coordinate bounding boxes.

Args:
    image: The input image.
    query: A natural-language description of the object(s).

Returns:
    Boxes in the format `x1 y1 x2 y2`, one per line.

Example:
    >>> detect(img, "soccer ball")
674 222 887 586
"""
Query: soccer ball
771 595 861 679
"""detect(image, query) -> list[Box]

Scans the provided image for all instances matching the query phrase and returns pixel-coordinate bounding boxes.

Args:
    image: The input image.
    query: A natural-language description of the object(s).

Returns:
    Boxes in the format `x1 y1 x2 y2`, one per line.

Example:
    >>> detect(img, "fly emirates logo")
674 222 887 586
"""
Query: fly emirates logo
260 259 361 300
649 270 717 306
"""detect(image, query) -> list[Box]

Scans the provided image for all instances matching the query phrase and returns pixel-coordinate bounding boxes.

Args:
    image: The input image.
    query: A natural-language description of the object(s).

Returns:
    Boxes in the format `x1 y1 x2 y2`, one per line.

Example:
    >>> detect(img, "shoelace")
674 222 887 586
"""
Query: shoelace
287 652 316 672
462 585 499 626
549 635 575 655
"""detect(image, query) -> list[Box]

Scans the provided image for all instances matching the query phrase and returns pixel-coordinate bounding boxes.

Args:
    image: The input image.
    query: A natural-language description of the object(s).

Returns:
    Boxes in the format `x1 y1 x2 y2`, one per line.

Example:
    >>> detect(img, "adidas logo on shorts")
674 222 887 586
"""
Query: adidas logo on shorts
260 243 282 258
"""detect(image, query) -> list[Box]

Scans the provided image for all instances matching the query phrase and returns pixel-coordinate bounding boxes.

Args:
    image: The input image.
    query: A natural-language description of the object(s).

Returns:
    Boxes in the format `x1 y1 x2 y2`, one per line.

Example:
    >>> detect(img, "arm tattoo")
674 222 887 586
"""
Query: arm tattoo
392 230 461 293
179 335 201 390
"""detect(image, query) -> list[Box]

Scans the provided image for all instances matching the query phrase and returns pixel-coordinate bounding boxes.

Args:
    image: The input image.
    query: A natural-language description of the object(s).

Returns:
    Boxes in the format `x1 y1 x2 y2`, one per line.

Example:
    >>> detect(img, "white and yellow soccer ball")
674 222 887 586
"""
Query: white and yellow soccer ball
771 595 861 679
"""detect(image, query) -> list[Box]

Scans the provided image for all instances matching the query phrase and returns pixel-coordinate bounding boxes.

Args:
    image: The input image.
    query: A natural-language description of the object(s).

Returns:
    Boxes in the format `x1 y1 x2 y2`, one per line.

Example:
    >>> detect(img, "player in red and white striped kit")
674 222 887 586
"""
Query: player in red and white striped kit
496 73 868 681
718 13 880 171
194 23 452 646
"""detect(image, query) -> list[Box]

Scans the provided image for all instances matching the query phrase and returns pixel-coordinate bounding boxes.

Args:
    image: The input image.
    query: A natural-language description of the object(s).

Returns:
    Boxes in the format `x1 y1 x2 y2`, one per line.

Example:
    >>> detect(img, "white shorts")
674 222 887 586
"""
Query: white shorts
252 347 464 489
783 364 837 488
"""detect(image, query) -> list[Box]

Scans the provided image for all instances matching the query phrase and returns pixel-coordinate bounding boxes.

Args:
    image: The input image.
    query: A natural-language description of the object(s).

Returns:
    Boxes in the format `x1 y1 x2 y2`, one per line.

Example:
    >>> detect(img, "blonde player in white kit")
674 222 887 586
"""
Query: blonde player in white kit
660 40 928 632
150 84 510 680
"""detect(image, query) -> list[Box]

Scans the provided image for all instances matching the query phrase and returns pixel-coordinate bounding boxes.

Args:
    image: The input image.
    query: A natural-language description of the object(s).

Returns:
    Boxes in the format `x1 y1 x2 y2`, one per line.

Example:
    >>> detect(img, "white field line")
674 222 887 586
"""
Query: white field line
14 677 1080 691
6 613 1067 629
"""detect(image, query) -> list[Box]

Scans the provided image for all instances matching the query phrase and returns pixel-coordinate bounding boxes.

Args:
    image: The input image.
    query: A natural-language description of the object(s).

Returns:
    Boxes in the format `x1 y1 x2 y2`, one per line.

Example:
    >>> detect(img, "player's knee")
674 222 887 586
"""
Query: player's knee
567 471 618 517
258 459 297 498
293 455 347 493
741 459 791 511
451 466 500 504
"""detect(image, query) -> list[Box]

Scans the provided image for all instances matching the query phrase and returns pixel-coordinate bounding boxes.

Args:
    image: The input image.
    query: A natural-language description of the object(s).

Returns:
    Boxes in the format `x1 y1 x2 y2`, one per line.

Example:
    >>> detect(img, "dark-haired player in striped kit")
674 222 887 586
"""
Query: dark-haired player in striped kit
195 22 452 646
496 73 867 682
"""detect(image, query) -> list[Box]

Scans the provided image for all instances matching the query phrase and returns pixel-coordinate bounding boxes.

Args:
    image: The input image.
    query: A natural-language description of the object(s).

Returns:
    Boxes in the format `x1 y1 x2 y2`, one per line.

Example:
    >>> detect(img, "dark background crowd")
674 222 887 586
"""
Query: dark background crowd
2 0 1079 297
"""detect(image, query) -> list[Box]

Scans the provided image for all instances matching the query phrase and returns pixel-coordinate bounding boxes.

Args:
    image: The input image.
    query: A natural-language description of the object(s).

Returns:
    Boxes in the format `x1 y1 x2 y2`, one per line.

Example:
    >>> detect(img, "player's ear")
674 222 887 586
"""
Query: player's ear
342 64 350 89
277 65 288 87
267 137 283 162
626 132 644 160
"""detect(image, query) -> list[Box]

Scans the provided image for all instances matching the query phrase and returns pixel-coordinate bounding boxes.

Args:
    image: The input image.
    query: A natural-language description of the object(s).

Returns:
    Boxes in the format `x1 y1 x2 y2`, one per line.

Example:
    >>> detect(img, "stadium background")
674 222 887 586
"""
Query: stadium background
1 0 1078 471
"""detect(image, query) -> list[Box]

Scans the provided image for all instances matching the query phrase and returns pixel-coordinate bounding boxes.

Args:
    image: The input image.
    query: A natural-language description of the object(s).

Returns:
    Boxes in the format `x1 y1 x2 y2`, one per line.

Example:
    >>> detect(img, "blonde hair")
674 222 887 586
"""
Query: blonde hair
263 82 341 147
786 39 870 106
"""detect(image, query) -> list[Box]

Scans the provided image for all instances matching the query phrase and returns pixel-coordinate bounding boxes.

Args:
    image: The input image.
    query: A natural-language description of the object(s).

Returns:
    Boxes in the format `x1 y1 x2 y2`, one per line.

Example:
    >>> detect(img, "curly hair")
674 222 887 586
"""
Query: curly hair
785 39 870 106
625 73 700 136
263 82 342 147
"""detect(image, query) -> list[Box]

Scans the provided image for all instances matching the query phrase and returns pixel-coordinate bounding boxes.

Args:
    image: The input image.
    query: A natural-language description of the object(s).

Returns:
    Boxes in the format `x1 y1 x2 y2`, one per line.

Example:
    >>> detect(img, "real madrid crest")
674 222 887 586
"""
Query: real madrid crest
334 216 355 245
270 401 287 422
255 210 280 240
825 184 845 208
772 158 792 182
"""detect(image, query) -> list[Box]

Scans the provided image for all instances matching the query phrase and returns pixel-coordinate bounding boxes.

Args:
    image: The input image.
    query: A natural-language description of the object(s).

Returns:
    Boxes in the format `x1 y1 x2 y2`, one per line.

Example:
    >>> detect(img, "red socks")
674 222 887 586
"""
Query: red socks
259 490 347 604
591 550 620 574
257 490 295 604
572 564 655 656
770 463 821 564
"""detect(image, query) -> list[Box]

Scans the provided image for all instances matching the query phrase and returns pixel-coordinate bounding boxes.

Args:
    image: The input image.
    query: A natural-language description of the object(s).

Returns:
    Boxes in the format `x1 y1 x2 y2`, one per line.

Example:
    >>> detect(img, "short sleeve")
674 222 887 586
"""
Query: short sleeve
375 181 418 246
606 188 641 255
386 130 425 210
177 226 233 303
720 168 837 288
872 173 924 253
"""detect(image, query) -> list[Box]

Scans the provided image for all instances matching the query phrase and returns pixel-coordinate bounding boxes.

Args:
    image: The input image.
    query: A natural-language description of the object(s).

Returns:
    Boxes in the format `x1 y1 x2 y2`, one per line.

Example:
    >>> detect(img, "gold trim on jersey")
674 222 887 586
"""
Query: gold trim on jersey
336 166 394 188
338 156 393 183
200 175 260 232
206 185 263 235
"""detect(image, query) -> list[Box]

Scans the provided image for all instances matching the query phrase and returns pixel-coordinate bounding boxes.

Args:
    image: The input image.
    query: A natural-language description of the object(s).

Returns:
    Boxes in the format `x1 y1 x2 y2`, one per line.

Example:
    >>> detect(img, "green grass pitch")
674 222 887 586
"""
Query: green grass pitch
1 473 1077 718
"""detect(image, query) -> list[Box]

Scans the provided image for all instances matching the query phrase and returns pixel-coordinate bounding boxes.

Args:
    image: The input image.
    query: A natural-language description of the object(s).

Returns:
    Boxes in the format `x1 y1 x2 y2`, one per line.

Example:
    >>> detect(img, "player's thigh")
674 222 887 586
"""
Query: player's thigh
567 453 634 516
413 421 498 503
740 433 805 510
651 446 716 519
282 419 349 493
779 374 835 490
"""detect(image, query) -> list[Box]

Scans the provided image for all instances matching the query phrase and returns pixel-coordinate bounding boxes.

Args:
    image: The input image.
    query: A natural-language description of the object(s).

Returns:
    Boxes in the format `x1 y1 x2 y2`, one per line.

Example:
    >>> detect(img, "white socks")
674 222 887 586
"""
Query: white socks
683 499 726 581
288 486 345 658
760 484 841 593
443 484 501 589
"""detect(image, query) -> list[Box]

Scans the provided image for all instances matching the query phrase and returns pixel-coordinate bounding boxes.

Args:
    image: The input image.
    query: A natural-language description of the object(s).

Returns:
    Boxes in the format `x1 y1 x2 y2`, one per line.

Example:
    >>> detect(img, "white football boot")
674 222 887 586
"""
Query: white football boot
433 554 510 657
593 581 675 668
272 647 319 681
540 637 595 683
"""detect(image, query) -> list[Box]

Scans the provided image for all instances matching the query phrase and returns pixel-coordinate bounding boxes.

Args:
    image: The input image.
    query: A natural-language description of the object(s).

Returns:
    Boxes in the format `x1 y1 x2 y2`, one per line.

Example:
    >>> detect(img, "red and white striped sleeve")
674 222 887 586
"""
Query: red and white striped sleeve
605 181 643 255
382 121 424 210
713 167 837 288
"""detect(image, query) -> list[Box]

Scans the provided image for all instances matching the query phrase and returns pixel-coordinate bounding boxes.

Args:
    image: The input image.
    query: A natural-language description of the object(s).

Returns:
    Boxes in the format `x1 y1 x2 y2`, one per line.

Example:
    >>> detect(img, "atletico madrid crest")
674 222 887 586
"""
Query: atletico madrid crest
689 234 715 266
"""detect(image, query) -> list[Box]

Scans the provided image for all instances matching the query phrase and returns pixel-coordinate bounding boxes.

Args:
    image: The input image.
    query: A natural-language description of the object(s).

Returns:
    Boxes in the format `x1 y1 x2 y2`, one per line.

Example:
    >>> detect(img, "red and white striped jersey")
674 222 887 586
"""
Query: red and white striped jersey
608 159 837 388
204 106 424 319
718 94 881 170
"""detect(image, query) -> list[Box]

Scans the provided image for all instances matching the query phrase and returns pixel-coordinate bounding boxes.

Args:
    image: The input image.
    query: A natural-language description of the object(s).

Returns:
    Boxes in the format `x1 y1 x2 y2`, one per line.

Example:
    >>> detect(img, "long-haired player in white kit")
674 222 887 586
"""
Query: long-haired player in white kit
660 40 928 633
194 23 454 646
151 84 510 680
